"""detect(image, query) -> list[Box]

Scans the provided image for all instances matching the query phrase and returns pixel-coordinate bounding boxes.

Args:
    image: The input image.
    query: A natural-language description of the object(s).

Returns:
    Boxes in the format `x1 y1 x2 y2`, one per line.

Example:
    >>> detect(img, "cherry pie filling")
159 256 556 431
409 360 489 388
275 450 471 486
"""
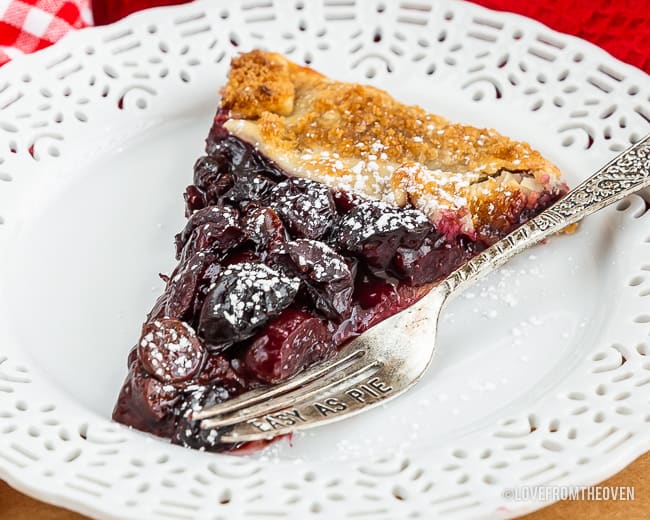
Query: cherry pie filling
112 112 566 452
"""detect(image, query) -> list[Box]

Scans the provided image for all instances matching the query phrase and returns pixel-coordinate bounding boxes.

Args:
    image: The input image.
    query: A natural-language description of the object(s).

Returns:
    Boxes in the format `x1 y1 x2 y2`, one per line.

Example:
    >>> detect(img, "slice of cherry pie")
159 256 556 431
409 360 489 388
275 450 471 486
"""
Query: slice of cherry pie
112 50 569 451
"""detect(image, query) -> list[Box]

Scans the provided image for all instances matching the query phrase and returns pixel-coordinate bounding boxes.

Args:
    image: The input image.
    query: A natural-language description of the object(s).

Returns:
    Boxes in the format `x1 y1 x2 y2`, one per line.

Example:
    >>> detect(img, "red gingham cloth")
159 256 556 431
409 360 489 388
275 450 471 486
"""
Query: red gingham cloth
0 0 91 65
0 0 648 73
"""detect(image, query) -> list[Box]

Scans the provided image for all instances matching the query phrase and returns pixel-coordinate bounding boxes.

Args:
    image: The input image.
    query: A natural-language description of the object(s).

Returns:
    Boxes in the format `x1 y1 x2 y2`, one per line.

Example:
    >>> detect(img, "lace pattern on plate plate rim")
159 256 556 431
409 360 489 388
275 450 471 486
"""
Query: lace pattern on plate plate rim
0 0 649 518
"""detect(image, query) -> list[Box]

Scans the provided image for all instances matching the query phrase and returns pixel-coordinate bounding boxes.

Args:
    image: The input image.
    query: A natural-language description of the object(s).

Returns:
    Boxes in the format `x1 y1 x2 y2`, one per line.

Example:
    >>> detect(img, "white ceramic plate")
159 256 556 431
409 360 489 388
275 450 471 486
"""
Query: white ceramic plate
0 0 649 518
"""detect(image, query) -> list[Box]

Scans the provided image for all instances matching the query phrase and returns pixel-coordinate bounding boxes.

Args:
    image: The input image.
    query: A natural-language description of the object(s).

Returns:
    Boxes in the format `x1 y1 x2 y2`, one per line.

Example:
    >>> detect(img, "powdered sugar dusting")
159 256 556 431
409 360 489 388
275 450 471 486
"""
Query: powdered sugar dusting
337 200 430 247
277 240 349 282
211 262 299 328
139 319 205 384
267 177 336 239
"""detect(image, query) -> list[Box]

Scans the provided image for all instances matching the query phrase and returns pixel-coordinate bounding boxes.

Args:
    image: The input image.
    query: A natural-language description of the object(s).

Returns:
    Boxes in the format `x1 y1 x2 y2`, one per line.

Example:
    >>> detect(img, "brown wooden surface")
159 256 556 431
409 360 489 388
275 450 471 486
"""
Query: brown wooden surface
1 452 648 519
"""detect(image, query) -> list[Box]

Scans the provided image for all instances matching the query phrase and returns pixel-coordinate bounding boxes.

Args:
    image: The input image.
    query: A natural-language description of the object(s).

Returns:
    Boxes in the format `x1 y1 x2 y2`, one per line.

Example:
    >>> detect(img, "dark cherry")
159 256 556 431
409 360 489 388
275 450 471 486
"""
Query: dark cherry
141 374 179 421
203 135 284 202
138 319 205 384
222 249 261 266
226 173 277 205
165 252 219 320
354 270 400 309
332 189 367 213
243 309 335 383
332 200 432 269
270 239 355 319
179 222 242 262
196 354 231 385
343 269 431 342
184 185 207 215
393 235 483 285
196 354 248 393
243 206 287 252
173 384 235 450
176 205 243 259
266 178 337 240
113 363 179 431
206 133 286 182
198 262 300 351
193 155 234 203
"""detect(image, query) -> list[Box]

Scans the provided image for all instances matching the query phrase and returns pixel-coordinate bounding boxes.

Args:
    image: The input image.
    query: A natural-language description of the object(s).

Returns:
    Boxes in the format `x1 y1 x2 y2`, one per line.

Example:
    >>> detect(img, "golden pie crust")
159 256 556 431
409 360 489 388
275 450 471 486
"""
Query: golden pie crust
220 50 567 240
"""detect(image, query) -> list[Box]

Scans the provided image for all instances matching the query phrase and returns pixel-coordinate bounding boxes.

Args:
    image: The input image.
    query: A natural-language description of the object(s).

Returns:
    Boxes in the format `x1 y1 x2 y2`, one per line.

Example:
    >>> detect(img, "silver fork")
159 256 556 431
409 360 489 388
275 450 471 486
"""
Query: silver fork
194 135 650 444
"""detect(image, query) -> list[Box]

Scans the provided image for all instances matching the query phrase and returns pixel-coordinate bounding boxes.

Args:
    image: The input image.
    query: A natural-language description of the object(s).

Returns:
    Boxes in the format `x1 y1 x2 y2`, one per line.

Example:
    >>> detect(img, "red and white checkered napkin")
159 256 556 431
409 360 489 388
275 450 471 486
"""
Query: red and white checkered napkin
0 0 92 66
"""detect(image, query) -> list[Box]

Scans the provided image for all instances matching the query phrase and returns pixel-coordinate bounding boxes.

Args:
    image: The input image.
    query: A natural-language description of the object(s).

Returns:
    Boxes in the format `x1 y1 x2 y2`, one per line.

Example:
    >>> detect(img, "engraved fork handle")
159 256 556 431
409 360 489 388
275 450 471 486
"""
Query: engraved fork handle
442 134 650 296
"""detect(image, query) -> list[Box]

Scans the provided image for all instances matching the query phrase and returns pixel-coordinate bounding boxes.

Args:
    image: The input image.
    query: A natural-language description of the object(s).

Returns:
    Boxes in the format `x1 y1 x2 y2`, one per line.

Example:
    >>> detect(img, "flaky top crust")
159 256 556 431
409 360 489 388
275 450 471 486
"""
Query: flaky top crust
219 50 566 239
